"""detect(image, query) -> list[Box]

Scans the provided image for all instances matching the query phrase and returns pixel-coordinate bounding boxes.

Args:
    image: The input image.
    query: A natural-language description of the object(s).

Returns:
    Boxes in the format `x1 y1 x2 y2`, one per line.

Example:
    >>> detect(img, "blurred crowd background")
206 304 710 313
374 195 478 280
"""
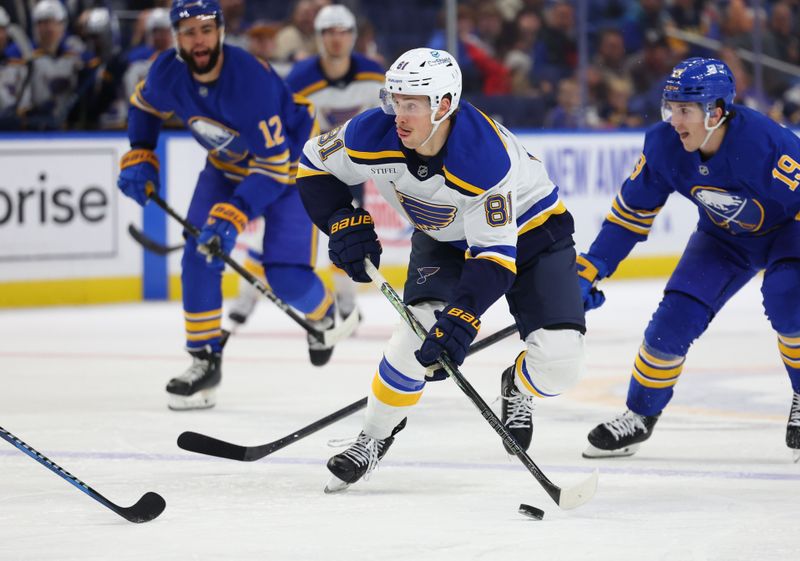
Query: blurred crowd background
1 0 799 132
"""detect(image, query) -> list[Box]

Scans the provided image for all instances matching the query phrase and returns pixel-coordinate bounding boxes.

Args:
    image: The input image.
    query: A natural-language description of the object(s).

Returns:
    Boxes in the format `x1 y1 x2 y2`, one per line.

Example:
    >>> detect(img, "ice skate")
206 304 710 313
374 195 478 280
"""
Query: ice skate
228 282 259 325
324 418 407 493
307 303 337 367
787 392 800 463
166 348 221 410
583 410 660 458
500 365 535 453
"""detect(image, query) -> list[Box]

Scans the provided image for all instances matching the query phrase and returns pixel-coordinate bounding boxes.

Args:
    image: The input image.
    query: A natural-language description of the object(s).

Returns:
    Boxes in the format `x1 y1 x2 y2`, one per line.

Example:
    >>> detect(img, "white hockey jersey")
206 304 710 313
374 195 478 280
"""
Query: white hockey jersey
286 53 384 132
298 103 567 275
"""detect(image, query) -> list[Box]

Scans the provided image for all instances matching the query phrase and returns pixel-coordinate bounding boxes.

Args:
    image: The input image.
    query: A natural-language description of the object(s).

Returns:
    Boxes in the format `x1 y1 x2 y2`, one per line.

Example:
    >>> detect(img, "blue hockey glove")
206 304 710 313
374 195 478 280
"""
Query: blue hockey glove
577 253 608 311
327 207 381 283
197 202 248 267
415 305 481 368
117 148 159 206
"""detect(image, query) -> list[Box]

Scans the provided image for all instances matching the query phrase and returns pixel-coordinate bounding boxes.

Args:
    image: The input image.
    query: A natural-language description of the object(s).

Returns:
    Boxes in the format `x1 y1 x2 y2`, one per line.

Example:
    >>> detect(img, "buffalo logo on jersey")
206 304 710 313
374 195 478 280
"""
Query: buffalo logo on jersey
690 186 765 234
416 266 440 285
188 117 249 163
396 192 456 231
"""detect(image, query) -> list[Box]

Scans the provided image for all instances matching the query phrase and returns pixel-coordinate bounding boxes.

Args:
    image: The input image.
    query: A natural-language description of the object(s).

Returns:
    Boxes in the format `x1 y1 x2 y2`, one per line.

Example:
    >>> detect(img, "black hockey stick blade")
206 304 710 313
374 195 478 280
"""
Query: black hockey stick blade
178 397 369 461
176 324 518 462
127 223 184 255
0 426 166 523
105 491 167 523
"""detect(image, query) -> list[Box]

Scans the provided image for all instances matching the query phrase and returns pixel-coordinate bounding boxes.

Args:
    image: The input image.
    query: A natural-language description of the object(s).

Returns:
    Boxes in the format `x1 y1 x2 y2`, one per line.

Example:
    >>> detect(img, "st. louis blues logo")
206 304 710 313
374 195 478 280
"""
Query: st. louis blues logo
416 266 440 285
690 186 765 234
188 116 249 163
395 192 457 231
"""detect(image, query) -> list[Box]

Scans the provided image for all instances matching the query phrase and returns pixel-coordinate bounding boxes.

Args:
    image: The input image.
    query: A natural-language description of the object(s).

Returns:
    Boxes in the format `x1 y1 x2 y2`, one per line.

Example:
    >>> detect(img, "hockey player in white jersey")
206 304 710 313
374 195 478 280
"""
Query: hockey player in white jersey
296 48 586 491
229 4 383 327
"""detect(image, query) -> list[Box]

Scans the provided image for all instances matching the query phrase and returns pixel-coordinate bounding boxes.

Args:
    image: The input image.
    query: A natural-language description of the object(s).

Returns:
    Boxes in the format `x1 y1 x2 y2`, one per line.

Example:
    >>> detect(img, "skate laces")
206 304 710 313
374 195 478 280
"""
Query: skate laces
175 356 211 384
789 393 800 427
329 432 381 477
502 389 535 429
604 411 648 440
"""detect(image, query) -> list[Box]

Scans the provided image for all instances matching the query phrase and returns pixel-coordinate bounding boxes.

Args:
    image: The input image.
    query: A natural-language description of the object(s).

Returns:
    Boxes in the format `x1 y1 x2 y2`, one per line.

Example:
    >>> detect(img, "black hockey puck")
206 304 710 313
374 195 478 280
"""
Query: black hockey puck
518 503 545 520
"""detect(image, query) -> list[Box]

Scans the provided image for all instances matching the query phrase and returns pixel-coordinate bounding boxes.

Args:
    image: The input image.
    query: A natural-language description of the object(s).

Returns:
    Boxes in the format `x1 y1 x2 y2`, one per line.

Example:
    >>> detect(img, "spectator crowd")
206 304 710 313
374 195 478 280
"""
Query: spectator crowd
1 0 799 131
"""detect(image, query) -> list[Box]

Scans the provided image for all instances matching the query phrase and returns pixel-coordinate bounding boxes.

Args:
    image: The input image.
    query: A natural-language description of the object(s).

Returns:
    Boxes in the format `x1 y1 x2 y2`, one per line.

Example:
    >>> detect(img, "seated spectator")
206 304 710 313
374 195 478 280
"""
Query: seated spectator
0 7 28 127
428 4 510 95
14 0 90 130
533 1 577 91
244 21 290 76
273 0 327 63
502 9 542 96
626 30 674 124
597 75 642 129
544 77 596 128
592 28 629 83
76 7 129 129
220 0 250 49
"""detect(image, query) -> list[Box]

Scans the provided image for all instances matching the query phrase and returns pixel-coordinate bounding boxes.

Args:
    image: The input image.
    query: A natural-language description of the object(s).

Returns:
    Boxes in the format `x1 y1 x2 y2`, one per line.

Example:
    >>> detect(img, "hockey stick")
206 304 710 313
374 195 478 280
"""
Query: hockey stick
146 189 359 347
177 322 518 461
0 426 166 523
127 223 184 255
364 260 598 510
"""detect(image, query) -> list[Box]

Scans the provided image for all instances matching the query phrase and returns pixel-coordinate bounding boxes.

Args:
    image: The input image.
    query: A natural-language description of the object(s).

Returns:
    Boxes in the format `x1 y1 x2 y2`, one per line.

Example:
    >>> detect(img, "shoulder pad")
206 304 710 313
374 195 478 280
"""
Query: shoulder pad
343 108 402 163
351 54 384 81
442 104 510 197
286 57 325 94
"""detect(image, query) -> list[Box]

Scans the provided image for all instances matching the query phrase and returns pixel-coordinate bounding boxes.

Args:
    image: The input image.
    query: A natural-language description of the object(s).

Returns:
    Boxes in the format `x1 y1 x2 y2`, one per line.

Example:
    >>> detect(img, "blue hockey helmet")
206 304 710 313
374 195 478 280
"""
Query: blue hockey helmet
662 57 736 113
169 0 224 29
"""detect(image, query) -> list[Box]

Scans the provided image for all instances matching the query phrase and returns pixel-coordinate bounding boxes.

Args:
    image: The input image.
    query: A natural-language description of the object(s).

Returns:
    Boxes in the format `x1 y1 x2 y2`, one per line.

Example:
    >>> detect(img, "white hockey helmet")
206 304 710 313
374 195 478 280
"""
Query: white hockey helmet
33 0 67 23
314 4 356 33
146 8 171 33
382 48 462 124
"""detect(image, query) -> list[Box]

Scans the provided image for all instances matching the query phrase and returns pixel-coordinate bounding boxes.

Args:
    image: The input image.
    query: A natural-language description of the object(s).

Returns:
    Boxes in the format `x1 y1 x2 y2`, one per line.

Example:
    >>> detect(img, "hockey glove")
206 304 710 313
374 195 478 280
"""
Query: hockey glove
197 201 248 268
415 305 481 368
117 148 159 206
327 207 381 283
576 253 608 311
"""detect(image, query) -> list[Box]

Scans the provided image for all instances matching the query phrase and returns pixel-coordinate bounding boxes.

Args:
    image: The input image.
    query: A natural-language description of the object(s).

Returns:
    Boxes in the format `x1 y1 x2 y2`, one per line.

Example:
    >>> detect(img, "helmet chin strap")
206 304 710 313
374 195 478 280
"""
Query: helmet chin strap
417 103 454 150
699 111 727 150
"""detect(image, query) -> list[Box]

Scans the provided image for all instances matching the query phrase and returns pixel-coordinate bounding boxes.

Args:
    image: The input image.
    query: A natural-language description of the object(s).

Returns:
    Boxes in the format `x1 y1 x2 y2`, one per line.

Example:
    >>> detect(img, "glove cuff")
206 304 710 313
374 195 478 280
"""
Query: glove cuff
209 202 248 234
328 207 373 235
442 304 481 336
577 253 608 284
121 148 159 170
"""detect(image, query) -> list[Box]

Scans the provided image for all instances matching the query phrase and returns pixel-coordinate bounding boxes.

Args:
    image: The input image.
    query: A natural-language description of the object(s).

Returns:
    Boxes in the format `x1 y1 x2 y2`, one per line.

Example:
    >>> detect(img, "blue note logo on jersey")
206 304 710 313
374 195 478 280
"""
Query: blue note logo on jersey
188 116 249 163
690 186 765 234
396 192 457 231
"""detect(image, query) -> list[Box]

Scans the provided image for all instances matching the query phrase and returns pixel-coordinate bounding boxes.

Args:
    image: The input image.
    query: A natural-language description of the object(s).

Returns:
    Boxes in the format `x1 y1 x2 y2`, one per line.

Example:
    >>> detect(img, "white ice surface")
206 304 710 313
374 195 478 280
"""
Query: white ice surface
1 279 798 561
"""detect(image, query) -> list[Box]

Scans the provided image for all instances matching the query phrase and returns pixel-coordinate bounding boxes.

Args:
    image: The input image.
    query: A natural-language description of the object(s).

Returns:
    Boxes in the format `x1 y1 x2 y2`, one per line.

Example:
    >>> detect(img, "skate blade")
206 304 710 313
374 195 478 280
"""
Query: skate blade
323 475 351 494
582 442 640 459
793 449 800 464
167 388 217 411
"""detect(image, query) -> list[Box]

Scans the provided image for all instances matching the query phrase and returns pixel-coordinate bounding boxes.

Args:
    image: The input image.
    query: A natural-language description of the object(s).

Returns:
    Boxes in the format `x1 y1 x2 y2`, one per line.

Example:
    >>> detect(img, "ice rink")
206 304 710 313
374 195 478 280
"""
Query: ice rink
1 278 798 561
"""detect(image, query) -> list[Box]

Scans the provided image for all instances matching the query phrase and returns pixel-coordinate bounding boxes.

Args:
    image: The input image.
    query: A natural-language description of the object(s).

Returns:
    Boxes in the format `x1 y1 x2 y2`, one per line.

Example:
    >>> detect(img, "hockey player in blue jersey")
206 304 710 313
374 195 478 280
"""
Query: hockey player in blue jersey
296 48 587 491
117 0 341 410
578 57 800 461
228 4 384 327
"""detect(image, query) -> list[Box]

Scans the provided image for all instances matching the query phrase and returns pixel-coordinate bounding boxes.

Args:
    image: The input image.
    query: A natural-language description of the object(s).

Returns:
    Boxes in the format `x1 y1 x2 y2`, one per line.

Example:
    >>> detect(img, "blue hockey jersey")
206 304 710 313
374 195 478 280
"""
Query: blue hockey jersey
587 104 800 273
128 44 318 218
